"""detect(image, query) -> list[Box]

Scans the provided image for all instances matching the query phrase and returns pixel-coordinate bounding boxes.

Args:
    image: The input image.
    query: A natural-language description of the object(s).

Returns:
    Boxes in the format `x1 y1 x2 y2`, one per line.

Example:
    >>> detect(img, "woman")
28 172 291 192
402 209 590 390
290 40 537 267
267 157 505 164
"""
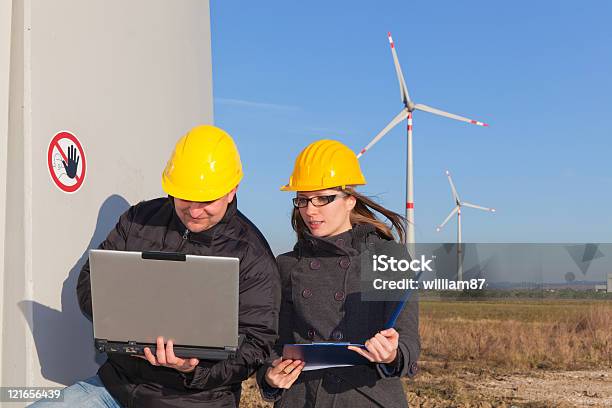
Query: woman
258 140 420 407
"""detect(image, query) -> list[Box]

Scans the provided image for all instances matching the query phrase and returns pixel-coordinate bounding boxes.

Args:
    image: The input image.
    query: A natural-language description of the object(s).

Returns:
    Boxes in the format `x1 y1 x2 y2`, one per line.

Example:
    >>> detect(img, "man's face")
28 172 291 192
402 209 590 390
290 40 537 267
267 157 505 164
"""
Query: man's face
173 188 236 233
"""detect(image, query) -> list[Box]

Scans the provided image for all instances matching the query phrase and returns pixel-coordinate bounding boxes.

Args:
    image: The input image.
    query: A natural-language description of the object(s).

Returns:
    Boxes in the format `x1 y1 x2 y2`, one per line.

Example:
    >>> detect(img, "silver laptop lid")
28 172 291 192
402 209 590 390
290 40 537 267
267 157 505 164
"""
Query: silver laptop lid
89 249 239 348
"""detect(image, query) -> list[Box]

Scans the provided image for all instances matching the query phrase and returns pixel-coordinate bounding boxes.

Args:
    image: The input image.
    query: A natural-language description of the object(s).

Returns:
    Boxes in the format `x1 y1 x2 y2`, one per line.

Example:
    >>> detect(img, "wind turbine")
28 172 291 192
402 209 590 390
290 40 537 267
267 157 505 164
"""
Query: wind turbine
436 170 496 281
357 33 488 255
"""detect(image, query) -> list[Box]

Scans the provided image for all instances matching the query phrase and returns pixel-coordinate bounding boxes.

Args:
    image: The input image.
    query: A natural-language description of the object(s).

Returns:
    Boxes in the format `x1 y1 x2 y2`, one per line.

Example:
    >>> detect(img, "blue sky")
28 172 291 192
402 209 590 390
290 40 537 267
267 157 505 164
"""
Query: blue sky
210 0 612 255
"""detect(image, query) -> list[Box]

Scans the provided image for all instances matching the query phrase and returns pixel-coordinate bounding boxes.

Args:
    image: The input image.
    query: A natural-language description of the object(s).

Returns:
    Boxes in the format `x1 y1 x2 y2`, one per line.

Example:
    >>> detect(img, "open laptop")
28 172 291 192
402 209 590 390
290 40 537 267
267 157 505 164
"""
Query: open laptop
89 249 239 360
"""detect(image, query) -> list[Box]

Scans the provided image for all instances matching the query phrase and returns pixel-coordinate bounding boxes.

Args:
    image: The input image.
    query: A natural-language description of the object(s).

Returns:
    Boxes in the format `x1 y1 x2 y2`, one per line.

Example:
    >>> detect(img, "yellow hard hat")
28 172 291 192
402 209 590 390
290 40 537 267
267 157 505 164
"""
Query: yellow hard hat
162 125 243 201
281 139 366 191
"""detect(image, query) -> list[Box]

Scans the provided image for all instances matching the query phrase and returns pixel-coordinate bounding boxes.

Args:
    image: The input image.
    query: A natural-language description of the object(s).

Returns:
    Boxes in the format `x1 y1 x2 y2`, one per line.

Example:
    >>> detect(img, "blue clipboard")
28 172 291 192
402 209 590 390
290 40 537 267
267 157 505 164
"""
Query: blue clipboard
282 343 368 371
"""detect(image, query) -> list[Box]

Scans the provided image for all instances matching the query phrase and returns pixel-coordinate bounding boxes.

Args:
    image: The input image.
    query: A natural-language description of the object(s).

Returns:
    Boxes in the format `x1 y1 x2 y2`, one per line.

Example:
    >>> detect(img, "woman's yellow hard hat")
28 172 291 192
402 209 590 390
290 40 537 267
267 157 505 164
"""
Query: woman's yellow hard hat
162 125 243 201
281 139 366 191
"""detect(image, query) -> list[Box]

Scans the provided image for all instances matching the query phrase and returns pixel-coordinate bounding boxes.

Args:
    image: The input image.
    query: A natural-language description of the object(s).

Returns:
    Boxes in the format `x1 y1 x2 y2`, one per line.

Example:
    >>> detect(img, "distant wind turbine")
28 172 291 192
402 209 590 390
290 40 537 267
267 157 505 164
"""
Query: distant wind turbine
436 170 496 281
357 32 488 255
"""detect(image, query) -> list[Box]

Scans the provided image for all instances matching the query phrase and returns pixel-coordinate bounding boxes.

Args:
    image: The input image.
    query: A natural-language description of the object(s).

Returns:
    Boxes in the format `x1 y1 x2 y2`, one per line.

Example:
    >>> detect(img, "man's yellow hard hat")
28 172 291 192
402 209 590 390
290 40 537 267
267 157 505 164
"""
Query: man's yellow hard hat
162 125 243 201
281 139 366 191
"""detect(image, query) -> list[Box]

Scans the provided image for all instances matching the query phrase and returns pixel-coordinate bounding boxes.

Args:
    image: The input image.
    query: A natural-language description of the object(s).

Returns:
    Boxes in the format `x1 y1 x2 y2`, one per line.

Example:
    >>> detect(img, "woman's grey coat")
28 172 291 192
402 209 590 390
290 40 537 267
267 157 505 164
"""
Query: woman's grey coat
259 224 419 408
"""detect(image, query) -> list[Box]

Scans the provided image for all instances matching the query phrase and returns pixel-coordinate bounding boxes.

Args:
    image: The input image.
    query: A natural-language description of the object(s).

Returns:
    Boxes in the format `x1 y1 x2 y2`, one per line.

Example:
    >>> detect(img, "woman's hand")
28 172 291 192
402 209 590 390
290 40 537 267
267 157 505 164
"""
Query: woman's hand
348 328 399 364
138 336 200 373
264 358 305 389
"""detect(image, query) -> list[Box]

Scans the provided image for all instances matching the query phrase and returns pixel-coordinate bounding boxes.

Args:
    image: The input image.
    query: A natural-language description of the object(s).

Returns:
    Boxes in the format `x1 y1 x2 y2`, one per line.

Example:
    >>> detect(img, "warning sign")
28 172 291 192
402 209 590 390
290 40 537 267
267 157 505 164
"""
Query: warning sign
47 131 87 193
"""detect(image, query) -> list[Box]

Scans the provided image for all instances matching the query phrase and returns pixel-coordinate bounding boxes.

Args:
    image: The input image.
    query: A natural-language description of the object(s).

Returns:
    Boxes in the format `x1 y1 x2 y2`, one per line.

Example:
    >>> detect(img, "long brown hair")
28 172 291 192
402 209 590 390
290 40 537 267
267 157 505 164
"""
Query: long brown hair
291 187 407 243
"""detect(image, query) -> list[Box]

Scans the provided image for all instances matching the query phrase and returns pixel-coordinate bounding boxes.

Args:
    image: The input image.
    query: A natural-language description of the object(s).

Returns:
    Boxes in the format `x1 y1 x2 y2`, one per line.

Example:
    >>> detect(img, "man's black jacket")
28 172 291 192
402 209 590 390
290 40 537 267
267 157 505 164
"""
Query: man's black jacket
77 197 280 407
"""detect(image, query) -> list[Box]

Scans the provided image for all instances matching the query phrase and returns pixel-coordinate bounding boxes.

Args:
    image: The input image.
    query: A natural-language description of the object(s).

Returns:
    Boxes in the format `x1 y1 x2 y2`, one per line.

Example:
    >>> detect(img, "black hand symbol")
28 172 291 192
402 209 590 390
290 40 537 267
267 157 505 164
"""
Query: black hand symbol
62 145 80 179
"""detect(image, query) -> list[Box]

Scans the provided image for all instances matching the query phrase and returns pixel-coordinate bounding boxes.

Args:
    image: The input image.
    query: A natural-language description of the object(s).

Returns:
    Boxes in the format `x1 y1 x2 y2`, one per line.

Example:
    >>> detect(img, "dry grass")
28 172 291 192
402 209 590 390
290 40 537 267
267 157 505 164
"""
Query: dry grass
420 300 612 370
240 300 612 407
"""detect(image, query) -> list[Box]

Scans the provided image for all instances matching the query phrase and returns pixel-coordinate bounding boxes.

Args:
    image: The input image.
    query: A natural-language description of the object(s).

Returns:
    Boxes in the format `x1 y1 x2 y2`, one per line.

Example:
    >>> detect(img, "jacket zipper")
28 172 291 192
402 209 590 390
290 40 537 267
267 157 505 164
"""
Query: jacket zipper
176 228 189 251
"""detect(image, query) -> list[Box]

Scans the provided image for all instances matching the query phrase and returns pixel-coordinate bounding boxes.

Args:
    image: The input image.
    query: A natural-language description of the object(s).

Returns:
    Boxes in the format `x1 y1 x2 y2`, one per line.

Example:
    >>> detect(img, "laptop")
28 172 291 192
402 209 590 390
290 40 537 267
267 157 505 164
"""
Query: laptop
89 249 239 360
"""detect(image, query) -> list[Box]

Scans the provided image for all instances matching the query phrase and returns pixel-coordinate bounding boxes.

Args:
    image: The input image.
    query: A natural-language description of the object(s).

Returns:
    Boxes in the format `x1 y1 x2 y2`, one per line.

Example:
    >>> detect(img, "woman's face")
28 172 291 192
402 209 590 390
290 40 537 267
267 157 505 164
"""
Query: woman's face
297 188 356 238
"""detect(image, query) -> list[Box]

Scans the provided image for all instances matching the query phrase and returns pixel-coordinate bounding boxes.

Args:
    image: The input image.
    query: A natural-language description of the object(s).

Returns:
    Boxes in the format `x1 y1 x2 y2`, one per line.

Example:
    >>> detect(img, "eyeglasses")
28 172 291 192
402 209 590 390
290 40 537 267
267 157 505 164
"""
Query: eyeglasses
292 194 348 208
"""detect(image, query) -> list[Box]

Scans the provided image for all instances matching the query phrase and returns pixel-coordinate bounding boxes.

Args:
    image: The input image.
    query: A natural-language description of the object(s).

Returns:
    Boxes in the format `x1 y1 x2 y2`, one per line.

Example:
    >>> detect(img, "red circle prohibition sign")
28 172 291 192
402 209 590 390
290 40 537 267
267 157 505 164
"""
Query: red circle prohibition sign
47 131 87 193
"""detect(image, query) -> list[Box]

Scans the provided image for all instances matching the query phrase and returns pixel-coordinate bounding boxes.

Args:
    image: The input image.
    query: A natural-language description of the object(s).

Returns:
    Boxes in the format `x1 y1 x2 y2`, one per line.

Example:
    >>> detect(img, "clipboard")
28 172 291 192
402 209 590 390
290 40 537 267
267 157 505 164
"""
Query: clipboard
282 343 368 371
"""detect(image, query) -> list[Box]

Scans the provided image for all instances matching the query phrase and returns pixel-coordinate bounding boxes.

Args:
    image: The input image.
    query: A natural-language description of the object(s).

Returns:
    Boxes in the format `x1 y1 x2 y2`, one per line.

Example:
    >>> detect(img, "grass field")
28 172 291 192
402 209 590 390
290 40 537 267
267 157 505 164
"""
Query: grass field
241 299 612 407
420 299 611 370
420 299 610 323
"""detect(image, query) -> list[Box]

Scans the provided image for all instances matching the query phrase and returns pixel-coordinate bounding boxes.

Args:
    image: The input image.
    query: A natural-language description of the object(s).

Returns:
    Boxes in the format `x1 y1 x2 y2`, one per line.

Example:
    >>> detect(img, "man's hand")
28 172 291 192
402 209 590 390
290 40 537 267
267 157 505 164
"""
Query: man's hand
348 328 399 364
264 357 304 389
139 336 199 373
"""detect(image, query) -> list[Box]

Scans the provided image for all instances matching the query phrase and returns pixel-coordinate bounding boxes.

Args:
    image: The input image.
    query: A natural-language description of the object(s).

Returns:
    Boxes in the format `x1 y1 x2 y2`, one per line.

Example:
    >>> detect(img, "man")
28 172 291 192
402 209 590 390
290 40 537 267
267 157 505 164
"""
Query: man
31 125 280 407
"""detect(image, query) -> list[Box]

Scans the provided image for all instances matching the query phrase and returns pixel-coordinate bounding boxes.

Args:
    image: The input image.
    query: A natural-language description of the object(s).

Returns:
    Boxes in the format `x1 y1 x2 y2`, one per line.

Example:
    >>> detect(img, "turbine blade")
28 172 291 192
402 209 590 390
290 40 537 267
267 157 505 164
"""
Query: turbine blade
357 109 408 158
387 32 411 106
445 170 461 203
462 202 496 212
436 206 459 231
415 103 488 127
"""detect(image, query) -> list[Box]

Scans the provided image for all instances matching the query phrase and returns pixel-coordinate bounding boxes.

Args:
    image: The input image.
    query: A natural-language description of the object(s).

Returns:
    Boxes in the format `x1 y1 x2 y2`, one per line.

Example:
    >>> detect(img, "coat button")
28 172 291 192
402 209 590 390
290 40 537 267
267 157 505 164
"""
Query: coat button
331 330 343 341
339 257 350 269
302 288 313 298
309 259 321 270
334 290 345 301
410 361 418 375
308 329 315 339
335 238 345 246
